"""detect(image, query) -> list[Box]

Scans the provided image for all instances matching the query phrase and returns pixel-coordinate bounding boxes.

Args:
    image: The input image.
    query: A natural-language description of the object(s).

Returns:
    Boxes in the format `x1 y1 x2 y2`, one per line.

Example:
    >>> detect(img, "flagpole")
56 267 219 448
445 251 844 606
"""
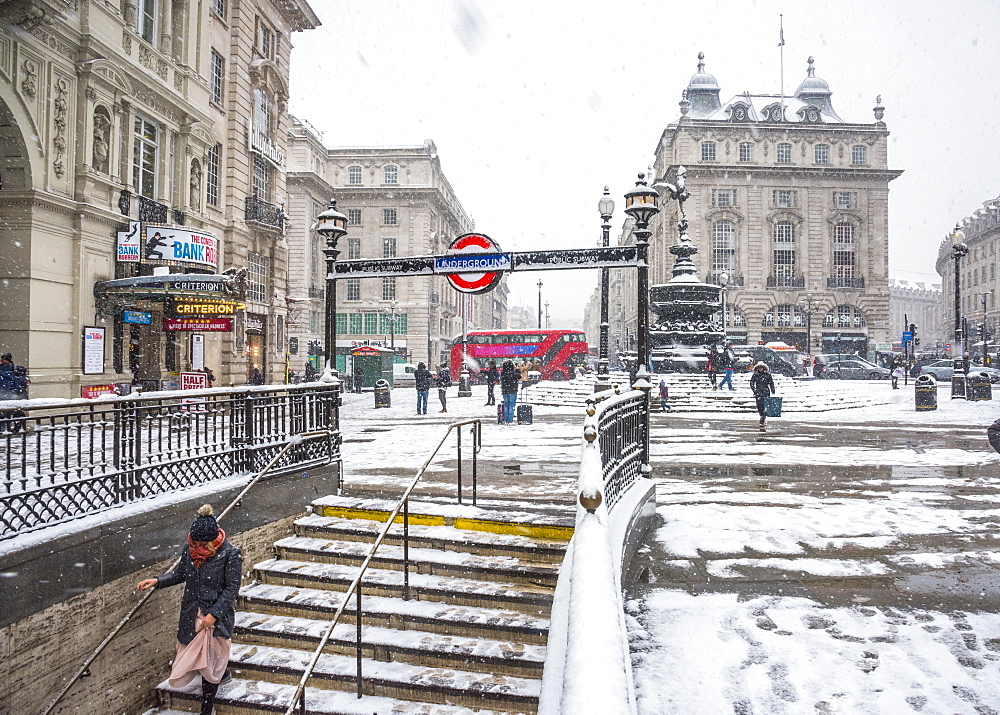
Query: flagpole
779 14 785 117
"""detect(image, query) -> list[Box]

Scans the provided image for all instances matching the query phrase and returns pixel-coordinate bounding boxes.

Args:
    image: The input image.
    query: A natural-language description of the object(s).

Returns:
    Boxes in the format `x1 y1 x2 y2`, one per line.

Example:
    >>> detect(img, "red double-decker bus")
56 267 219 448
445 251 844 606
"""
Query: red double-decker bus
450 329 589 382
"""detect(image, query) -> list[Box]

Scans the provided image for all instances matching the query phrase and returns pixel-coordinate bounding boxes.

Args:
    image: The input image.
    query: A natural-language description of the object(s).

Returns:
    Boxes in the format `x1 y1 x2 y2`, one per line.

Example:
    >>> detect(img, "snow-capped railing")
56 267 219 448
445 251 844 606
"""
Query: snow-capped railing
539 387 655 715
0 382 341 539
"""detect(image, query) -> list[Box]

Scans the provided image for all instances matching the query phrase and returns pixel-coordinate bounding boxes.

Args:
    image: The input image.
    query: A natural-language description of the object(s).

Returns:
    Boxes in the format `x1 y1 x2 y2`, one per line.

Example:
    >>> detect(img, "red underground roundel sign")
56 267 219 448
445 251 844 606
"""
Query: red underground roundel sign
444 233 505 294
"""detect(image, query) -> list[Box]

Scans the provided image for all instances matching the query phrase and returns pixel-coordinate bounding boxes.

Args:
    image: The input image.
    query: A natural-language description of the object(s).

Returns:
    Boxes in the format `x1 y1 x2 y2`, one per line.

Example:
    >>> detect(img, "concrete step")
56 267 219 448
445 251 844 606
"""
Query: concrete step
235 611 546 678
272 536 561 588
219 642 540 711
310 495 574 542
157 677 527 714
295 514 568 563
252 558 554 615
239 583 550 644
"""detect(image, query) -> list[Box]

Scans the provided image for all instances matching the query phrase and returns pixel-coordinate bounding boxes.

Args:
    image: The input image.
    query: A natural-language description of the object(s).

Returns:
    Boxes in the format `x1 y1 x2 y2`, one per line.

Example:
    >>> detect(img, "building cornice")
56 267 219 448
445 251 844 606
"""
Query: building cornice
674 165 904 183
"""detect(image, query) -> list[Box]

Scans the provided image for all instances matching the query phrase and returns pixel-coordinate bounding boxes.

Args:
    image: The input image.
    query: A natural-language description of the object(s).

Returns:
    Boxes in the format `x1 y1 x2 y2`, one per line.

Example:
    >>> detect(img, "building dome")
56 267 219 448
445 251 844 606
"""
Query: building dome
793 56 841 119
685 53 722 118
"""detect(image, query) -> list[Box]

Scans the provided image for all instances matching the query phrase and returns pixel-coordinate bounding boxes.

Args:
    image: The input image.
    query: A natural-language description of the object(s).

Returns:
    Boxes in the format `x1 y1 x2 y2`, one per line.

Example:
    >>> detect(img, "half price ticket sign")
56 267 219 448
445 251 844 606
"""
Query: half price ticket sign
163 317 233 332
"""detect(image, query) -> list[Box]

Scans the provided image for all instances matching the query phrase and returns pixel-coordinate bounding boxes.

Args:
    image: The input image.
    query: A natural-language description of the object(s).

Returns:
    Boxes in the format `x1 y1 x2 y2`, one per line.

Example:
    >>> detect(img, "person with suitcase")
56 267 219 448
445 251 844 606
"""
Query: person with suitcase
749 362 776 427
517 379 533 425
499 360 520 425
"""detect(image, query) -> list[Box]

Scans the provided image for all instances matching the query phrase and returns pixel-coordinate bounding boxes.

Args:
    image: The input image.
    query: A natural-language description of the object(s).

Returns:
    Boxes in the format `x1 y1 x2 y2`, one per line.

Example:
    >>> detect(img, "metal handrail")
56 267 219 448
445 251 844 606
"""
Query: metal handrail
285 419 482 714
40 428 337 715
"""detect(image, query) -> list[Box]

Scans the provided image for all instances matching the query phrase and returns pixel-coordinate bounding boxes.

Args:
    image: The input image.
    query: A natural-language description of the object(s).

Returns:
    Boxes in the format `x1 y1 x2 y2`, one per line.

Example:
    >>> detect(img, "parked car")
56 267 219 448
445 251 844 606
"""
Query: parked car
728 345 799 377
814 353 887 379
918 360 1000 383
392 363 418 388
815 359 890 380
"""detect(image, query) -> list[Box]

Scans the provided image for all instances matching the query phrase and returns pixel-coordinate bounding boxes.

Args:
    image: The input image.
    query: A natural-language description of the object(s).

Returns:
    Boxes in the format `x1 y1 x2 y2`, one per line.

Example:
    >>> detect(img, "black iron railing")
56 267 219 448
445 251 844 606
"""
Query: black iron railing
767 274 806 288
588 388 645 510
245 195 285 231
827 275 865 289
285 420 482 714
138 195 169 222
0 383 341 539
705 273 745 287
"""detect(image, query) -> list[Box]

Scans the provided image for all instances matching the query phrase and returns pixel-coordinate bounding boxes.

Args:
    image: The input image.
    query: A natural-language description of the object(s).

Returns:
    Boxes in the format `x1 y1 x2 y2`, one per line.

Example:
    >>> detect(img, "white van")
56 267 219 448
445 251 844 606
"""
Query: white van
393 363 418 388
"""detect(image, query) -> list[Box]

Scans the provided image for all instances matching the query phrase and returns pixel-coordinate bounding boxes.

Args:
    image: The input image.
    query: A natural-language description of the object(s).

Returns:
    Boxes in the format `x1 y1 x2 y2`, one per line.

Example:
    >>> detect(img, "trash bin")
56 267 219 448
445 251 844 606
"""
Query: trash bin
374 379 391 408
914 374 937 411
967 372 993 402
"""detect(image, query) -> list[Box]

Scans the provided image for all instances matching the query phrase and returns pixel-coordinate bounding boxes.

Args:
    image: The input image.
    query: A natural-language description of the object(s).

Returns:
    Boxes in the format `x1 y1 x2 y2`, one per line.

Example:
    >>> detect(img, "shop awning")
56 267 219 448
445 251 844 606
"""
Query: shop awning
95 273 246 315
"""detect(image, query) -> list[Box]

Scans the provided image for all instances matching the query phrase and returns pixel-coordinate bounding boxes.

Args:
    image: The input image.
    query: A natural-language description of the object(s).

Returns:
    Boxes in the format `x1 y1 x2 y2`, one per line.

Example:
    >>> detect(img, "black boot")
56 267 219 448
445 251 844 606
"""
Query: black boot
201 678 220 715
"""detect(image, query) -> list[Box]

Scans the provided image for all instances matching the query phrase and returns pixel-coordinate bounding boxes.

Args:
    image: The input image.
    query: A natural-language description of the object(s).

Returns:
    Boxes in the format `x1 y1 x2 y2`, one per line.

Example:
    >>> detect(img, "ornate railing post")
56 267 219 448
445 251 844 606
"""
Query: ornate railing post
113 399 141 503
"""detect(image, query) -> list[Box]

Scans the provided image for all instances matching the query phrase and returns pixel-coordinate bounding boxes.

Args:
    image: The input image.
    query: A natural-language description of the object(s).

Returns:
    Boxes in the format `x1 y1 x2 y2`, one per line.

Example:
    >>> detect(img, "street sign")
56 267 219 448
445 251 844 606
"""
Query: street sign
442 233 505 294
902 331 913 342
123 310 152 325
945 343 952 351
163 317 233 332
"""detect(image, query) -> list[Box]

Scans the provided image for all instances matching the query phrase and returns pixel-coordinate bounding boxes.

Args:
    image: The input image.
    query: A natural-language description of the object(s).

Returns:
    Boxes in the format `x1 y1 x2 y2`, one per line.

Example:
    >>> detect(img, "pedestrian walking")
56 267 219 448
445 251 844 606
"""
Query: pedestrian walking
717 345 736 391
248 367 264 385
749 362 776 427
658 380 672 412
500 360 521 424
414 362 432 415
136 505 242 715
706 351 718 390
436 365 452 413
891 364 903 389
484 361 499 406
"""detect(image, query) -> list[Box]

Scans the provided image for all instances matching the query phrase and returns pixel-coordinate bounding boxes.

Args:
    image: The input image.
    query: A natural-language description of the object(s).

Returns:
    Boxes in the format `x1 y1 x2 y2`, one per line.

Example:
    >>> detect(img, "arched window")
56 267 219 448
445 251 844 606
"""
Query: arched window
763 304 806 328
719 305 747 327
773 221 795 282
822 305 867 328
712 220 735 274
833 223 855 280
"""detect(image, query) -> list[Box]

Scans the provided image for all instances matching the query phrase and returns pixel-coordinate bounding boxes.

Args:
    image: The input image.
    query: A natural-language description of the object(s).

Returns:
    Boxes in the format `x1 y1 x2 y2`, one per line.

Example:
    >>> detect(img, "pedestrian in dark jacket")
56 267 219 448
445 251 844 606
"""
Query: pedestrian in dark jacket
414 362 432 414
749 362 776 426
499 360 520 424
658 380 672 412
436 365 452 413
706 351 718 390
137 504 242 715
248 367 264 385
0 354 28 433
484 362 499 406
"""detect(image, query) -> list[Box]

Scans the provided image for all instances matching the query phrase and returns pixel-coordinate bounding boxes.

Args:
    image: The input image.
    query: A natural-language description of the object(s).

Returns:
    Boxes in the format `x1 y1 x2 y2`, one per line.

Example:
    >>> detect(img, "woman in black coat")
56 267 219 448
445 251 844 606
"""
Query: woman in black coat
137 504 242 715
499 360 521 424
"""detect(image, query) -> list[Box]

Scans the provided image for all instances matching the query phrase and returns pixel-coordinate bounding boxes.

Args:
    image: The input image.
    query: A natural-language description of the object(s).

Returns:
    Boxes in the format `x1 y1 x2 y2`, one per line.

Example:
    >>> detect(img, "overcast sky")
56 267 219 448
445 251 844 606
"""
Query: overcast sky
289 0 1000 325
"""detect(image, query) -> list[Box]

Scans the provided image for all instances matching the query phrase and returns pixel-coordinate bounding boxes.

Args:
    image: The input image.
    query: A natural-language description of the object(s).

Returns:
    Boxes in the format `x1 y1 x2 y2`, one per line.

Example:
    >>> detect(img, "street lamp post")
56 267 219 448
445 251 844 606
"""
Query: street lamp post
718 272 730 344
596 186 615 392
624 173 661 476
316 199 348 381
459 293 471 397
383 300 399 353
537 279 543 329
951 229 969 399
798 292 819 358
980 291 993 365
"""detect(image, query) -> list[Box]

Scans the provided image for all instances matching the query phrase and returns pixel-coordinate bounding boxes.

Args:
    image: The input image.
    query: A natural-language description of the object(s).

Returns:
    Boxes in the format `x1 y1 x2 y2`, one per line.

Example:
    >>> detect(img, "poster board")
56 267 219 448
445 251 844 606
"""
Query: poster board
82 327 106 375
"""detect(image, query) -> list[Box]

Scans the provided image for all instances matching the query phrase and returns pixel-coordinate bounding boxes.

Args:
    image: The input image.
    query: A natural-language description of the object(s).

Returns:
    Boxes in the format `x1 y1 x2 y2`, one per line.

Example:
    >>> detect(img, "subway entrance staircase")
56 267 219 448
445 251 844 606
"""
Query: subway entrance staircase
155 495 573 714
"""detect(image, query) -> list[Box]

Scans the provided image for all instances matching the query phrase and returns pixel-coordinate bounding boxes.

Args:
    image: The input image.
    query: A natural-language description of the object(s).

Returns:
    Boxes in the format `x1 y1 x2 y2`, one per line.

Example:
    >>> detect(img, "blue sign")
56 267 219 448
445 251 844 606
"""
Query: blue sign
901 331 913 342
123 310 153 325
433 253 512 274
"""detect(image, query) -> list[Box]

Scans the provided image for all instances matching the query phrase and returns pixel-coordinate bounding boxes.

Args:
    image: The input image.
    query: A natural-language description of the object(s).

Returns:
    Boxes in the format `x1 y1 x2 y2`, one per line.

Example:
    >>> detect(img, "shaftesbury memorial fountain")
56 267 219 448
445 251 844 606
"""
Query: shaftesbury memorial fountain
649 167 725 373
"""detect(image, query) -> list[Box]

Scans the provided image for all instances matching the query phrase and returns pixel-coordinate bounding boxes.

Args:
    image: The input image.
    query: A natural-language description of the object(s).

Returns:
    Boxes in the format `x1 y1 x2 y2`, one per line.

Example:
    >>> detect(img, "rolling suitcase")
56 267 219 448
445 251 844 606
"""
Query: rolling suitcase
517 403 533 425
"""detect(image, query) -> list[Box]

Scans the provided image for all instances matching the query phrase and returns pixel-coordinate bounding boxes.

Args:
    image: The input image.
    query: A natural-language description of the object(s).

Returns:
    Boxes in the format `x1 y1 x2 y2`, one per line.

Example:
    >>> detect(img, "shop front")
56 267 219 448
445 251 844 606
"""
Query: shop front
93 220 247 394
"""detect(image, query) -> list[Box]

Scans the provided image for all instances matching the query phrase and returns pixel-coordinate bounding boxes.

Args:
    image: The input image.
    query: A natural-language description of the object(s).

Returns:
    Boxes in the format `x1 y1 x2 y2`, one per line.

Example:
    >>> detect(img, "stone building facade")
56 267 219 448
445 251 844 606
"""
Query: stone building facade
285 126 508 372
649 54 902 356
888 279 943 353
0 0 318 398
935 195 1000 357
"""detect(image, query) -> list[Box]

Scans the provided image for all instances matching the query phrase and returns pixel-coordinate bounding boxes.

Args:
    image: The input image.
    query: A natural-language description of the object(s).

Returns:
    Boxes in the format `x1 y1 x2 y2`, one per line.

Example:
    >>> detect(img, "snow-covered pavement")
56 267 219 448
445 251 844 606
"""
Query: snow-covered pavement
626 381 1000 714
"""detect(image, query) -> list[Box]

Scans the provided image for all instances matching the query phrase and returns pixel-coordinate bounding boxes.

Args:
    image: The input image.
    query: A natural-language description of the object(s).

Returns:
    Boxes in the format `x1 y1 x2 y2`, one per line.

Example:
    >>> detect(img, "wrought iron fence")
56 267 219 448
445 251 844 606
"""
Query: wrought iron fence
827 275 865 289
116 189 170 223
767 274 806 288
594 389 646 510
0 383 340 540
245 195 285 231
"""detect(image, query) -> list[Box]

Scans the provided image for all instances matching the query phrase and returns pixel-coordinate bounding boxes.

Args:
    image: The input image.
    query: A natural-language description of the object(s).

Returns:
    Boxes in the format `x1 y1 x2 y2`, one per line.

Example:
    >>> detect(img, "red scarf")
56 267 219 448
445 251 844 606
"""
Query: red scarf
188 528 226 568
